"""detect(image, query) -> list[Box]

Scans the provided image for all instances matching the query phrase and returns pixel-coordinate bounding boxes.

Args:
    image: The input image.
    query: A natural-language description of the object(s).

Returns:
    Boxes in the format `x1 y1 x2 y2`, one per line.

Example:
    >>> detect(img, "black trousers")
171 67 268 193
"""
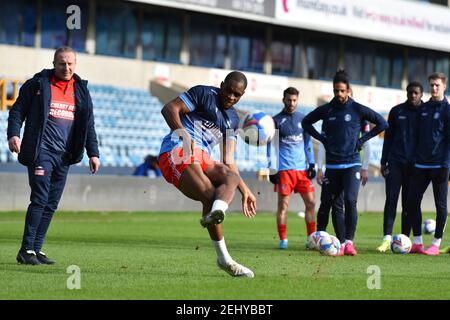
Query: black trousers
21 149 70 252
324 166 361 243
407 167 449 239
382 161 413 236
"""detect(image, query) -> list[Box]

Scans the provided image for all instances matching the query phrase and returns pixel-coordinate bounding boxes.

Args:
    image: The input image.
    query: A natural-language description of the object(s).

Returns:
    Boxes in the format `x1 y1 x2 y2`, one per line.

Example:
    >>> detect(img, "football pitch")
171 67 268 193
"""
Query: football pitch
0 210 449 300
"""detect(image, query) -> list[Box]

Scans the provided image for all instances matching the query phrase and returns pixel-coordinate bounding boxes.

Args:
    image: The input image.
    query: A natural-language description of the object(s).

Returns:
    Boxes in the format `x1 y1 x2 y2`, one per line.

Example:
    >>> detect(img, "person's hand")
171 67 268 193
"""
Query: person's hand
269 172 279 185
380 165 386 177
8 136 21 153
89 156 100 174
307 164 316 180
355 139 364 152
180 129 194 161
242 190 257 218
316 169 324 185
361 168 369 186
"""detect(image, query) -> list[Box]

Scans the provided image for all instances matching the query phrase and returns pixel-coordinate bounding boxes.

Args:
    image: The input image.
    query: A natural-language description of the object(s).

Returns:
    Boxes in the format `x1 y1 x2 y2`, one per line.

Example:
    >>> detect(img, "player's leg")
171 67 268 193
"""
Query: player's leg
342 166 361 256
330 191 345 244
276 192 291 249
378 161 402 252
178 163 253 277
425 168 449 255
33 158 69 264
274 170 294 249
316 180 332 232
327 169 345 242
17 151 54 265
407 168 430 254
400 163 413 236
296 171 316 240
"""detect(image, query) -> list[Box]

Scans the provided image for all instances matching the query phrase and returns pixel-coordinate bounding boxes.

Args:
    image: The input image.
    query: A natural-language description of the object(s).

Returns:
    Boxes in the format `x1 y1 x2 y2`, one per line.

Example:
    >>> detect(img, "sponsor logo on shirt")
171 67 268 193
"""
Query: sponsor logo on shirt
434 112 440 119
49 101 75 121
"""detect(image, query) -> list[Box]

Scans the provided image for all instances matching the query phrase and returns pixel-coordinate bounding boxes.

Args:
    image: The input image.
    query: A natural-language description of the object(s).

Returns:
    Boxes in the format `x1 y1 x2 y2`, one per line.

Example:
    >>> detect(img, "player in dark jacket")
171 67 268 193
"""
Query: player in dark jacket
377 82 423 252
302 69 388 256
407 72 450 256
7 47 100 265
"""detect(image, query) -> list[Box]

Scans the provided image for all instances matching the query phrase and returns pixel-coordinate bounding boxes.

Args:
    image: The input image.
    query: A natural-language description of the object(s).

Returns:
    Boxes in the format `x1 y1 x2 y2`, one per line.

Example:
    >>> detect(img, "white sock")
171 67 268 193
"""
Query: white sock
345 240 353 245
383 235 392 242
432 238 442 247
212 238 233 265
211 199 228 213
413 236 423 245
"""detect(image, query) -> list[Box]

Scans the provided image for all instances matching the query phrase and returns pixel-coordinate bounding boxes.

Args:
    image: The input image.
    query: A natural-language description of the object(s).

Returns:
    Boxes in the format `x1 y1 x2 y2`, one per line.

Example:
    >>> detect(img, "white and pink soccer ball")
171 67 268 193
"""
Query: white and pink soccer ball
318 235 341 256
391 234 412 254
307 231 329 250
239 111 275 146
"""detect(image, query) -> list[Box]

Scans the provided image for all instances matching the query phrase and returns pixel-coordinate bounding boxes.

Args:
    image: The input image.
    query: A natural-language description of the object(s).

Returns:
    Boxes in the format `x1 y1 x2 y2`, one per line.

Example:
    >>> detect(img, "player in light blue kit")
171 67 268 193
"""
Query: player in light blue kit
158 71 257 277
268 87 316 250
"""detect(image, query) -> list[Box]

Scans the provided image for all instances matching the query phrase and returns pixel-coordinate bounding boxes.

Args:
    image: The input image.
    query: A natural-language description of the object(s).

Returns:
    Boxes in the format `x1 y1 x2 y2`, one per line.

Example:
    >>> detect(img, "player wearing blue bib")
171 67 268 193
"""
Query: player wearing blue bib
268 87 316 250
302 70 388 256
158 71 256 277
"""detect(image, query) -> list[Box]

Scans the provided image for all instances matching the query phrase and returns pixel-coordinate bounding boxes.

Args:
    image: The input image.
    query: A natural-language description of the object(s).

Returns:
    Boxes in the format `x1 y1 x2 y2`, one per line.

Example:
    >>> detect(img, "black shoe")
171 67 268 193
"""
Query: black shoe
36 252 55 265
16 250 41 265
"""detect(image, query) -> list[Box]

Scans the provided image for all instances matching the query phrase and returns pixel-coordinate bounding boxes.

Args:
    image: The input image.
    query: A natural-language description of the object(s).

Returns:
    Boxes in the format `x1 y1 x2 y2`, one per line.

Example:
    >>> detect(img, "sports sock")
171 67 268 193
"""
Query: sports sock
345 240 353 245
212 238 233 265
277 224 287 240
211 199 228 213
306 221 316 236
432 238 441 247
413 236 423 245
383 235 392 242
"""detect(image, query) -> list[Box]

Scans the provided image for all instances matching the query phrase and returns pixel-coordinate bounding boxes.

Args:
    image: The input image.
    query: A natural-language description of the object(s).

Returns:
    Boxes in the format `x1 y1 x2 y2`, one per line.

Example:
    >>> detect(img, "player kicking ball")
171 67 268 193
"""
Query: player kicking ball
158 71 256 278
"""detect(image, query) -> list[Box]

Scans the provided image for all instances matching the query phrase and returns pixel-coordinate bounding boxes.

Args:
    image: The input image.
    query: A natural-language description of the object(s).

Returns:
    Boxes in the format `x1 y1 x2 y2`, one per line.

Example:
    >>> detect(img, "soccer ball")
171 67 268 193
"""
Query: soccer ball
319 235 341 256
423 219 436 235
390 234 412 254
238 111 275 146
307 231 330 250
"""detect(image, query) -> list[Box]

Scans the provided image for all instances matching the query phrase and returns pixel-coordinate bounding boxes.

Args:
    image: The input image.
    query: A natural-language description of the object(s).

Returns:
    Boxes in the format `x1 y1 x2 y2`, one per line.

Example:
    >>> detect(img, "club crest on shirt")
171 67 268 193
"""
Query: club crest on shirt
344 114 352 122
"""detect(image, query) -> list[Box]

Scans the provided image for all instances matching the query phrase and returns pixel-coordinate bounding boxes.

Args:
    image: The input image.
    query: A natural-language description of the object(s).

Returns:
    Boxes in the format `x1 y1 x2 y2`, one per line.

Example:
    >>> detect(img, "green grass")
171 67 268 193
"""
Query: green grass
0 210 449 300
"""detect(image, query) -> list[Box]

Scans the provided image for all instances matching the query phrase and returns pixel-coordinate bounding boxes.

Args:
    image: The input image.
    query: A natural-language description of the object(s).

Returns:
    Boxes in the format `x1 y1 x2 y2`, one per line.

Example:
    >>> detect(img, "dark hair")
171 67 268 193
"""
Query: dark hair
406 81 423 93
224 71 248 88
428 72 447 84
283 87 299 97
333 69 350 88
53 46 76 62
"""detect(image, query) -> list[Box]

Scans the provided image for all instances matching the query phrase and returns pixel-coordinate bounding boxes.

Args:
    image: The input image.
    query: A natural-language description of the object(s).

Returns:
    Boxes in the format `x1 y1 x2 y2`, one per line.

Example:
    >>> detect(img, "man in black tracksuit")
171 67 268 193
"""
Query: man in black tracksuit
7 47 100 265
376 82 423 252
407 72 450 256
302 70 388 256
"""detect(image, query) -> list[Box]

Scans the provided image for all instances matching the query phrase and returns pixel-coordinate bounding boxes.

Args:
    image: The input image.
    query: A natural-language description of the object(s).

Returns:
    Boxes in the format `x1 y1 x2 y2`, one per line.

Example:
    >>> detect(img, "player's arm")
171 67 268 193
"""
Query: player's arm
161 97 194 153
221 138 256 218
357 105 388 148
301 107 327 144
7 80 34 153
317 142 325 185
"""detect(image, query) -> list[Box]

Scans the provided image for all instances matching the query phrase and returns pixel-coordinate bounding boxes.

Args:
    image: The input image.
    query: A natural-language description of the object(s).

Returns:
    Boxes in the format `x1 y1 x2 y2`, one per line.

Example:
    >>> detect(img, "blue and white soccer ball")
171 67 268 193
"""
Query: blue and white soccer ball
390 234 412 254
239 110 275 146
423 219 436 235
318 235 341 256
307 231 330 250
